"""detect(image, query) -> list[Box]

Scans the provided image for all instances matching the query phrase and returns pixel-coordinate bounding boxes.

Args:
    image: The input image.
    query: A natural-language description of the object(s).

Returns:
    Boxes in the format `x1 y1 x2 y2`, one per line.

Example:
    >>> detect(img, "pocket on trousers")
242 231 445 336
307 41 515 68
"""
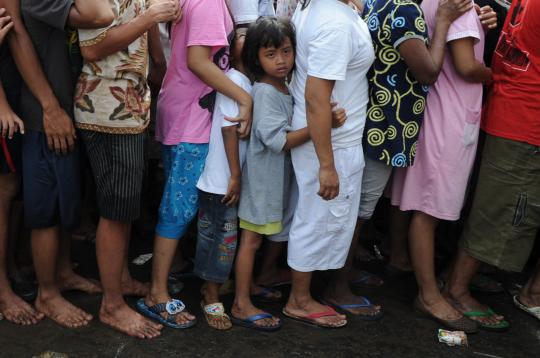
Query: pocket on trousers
327 192 353 233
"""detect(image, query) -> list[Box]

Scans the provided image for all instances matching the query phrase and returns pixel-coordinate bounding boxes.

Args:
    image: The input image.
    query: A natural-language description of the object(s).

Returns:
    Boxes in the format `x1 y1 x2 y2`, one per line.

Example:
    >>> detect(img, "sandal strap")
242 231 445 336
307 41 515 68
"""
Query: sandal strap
306 306 338 319
204 303 226 316
150 299 186 316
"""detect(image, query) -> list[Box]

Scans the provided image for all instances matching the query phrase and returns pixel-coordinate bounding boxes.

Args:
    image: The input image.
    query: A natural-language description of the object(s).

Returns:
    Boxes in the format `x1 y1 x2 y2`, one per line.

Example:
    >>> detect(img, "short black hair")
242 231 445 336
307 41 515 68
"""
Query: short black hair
242 17 296 79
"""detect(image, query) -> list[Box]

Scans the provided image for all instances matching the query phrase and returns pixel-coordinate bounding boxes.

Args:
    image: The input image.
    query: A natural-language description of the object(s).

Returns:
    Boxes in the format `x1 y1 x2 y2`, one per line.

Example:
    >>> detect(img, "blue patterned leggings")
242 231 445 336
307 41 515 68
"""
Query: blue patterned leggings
156 143 209 240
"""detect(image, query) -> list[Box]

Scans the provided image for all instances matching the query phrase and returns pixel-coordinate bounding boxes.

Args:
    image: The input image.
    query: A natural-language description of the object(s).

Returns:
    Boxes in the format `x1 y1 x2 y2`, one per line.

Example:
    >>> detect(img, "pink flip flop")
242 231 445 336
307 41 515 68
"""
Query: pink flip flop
282 306 347 329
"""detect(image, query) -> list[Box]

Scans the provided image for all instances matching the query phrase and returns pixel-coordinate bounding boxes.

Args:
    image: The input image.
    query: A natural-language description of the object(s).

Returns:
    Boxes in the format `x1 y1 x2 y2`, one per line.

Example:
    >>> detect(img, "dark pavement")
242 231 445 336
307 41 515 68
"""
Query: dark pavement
1 236 539 358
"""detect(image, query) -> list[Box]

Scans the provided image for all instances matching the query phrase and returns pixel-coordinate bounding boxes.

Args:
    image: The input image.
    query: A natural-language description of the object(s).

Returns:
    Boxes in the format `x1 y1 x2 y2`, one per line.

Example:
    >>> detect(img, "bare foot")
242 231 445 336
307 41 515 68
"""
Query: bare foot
100 303 162 339
419 292 462 322
0 291 44 325
122 278 150 297
35 293 92 328
231 300 280 328
285 296 346 327
444 290 504 325
58 272 102 294
323 291 382 318
143 293 196 326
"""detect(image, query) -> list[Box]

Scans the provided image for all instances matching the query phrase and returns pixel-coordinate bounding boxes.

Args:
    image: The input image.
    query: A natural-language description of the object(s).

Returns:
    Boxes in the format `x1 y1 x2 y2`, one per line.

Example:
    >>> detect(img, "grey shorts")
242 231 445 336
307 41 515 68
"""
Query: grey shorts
79 130 147 222
358 157 393 220
460 134 540 272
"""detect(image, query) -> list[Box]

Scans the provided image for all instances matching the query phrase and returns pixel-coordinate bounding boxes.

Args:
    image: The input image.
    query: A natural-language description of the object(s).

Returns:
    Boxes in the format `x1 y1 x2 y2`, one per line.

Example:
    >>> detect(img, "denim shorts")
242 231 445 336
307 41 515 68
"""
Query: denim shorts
194 191 238 283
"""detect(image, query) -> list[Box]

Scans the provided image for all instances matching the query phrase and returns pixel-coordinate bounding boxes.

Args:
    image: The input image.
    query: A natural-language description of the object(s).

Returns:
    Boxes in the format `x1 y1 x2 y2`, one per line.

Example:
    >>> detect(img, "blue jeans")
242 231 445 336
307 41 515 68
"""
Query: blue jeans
156 143 209 240
194 191 238 283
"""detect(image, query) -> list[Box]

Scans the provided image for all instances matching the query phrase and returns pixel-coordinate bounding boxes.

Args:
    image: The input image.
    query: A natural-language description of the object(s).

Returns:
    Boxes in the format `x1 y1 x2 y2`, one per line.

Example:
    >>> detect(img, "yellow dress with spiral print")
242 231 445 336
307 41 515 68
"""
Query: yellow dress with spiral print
363 0 429 167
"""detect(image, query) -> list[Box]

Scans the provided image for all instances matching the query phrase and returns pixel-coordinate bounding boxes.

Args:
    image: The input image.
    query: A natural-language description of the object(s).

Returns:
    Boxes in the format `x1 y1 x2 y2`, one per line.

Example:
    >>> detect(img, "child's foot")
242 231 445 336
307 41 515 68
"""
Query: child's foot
35 292 92 328
0 290 44 325
58 272 102 294
100 303 162 339
143 293 196 327
231 301 280 329
201 300 232 330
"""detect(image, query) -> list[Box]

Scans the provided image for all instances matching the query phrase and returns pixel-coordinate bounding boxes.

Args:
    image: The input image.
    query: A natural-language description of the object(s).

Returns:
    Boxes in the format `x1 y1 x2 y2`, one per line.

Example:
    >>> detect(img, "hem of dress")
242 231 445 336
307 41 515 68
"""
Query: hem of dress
393 204 460 221
75 122 148 135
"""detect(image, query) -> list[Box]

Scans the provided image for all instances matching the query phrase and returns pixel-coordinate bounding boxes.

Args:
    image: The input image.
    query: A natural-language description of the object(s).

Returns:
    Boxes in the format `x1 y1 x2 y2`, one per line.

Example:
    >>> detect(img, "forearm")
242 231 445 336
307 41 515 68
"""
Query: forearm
462 62 492 83
284 127 310 150
427 19 452 77
80 12 154 62
68 0 114 29
148 24 166 66
0 84 11 111
306 100 334 168
188 54 251 108
222 126 241 178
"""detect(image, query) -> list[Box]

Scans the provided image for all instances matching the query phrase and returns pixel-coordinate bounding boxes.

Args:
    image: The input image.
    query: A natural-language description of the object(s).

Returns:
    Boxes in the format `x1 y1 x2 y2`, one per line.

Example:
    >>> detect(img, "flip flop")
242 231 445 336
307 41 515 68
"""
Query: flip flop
513 295 540 322
230 312 282 332
136 298 196 329
251 287 283 303
322 297 384 321
463 308 510 332
349 270 384 287
282 306 347 329
413 297 478 334
201 301 232 331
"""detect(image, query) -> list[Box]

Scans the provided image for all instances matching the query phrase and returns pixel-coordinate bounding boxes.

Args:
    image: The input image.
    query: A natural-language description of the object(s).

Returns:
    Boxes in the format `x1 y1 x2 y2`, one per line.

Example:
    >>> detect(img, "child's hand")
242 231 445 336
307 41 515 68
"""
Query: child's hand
222 176 241 207
331 102 347 129
0 107 25 139
437 0 474 23
0 9 14 45
476 4 497 31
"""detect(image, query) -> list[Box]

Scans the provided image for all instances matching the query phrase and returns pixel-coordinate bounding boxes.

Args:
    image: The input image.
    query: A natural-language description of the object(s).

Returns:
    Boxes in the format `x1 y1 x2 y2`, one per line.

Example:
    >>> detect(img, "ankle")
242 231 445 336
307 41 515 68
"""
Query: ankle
36 286 61 302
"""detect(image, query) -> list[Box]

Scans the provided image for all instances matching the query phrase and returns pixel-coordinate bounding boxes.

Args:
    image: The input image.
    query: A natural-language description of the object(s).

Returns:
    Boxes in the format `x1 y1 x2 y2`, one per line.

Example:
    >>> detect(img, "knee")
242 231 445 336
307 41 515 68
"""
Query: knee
241 233 262 252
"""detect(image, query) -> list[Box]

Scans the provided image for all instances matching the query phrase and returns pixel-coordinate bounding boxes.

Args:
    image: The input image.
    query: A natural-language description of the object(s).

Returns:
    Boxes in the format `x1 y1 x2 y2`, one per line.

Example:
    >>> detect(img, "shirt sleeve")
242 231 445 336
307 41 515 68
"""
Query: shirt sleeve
390 3 428 48
187 0 231 48
307 27 352 81
253 87 289 154
22 0 74 30
78 0 118 47
217 94 239 128
447 7 481 43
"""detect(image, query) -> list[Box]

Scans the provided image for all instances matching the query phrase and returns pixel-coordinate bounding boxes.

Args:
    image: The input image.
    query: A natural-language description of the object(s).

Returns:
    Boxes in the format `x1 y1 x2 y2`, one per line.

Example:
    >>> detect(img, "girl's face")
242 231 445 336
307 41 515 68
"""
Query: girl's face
257 37 295 80
232 28 247 63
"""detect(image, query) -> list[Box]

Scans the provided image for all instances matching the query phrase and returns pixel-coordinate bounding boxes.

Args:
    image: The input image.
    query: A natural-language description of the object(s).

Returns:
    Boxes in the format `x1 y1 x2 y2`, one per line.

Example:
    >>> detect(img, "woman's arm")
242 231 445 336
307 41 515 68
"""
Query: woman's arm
398 0 473 85
80 0 180 62
68 0 115 29
305 76 339 201
147 24 167 94
449 37 492 83
188 46 252 138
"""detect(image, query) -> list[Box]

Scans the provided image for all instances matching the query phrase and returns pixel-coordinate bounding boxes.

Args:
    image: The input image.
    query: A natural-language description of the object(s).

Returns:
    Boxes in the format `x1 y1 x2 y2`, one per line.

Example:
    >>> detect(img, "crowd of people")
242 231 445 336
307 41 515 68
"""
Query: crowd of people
0 0 538 341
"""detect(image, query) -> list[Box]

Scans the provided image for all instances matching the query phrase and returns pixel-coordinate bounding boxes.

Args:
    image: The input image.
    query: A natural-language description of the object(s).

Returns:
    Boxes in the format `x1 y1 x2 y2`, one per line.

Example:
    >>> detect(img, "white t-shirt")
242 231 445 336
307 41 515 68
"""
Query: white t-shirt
197 69 251 195
230 0 275 24
290 0 375 149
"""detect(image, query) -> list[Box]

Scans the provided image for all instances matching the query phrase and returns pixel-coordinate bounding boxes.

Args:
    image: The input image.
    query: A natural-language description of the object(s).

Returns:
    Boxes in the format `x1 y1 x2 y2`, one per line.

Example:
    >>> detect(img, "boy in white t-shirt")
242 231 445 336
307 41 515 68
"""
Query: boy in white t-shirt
194 28 251 331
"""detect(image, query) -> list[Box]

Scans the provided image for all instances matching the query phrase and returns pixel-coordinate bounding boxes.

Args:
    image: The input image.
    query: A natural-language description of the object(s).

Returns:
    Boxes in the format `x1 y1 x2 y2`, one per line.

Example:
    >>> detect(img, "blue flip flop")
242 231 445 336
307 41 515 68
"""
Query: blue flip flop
323 297 384 321
136 298 197 329
231 313 282 332
250 287 283 303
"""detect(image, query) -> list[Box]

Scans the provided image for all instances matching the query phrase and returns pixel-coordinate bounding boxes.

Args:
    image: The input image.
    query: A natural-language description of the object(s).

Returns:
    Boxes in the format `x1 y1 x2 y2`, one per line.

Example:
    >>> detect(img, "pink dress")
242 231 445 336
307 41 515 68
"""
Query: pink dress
391 1 485 221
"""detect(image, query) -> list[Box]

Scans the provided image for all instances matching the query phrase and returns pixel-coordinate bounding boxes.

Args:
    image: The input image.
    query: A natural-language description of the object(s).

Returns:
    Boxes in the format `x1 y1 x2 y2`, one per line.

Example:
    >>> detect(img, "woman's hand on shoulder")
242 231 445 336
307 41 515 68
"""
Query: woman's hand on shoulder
0 8 13 45
437 0 474 24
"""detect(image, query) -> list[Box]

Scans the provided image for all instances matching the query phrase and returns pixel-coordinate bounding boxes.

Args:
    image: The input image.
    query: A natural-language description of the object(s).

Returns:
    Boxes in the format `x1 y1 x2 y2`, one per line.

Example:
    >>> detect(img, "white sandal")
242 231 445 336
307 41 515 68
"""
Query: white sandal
513 295 540 321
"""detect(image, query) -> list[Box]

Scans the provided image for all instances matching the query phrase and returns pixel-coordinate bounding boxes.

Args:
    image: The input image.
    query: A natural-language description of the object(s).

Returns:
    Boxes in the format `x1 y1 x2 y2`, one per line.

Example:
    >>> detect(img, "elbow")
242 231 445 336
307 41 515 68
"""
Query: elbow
417 73 438 86
455 64 478 82
92 10 115 28
80 47 102 63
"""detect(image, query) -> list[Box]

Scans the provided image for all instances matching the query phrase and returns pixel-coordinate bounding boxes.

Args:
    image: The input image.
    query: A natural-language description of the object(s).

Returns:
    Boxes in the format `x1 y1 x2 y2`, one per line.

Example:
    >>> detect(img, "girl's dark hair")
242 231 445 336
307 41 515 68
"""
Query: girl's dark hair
242 17 296 79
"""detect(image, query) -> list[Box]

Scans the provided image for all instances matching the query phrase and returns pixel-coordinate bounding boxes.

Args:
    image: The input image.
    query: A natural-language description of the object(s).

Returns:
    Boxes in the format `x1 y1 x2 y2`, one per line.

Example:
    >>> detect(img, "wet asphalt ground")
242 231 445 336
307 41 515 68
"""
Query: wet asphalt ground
1 233 539 358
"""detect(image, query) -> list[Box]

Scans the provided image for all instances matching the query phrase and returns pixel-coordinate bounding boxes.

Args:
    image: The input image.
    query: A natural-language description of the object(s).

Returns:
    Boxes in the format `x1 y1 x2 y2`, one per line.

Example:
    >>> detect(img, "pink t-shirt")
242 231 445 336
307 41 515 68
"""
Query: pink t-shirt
156 0 234 145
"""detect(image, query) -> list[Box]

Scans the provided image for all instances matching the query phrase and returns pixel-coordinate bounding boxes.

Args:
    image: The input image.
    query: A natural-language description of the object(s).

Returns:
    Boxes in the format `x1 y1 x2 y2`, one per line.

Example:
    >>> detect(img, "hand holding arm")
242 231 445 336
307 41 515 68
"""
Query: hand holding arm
222 125 241 206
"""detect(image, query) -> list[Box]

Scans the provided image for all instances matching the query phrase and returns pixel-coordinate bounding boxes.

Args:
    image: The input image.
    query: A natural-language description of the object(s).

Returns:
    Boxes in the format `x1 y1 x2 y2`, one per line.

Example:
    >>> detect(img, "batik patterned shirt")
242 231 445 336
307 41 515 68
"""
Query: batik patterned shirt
363 0 429 167
74 0 150 134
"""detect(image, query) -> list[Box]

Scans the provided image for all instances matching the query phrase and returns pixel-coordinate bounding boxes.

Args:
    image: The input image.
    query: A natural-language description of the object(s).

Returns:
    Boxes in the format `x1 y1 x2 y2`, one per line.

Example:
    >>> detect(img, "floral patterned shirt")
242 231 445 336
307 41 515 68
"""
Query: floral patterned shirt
363 0 429 167
74 0 150 134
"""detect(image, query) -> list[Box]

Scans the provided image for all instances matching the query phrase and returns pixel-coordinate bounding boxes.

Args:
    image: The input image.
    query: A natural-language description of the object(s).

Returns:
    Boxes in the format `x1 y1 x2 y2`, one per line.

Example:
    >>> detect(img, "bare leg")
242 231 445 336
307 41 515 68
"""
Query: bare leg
143 235 195 326
518 258 540 308
409 211 461 320
57 232 101 294
443 248 503 325
120 229 149 297
0 173 43 325
255 241 290 288
388 206 412 271
285 269 347 327
33 227 93 328
232 230 279 328
97 218 162 338
323 217 382 316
